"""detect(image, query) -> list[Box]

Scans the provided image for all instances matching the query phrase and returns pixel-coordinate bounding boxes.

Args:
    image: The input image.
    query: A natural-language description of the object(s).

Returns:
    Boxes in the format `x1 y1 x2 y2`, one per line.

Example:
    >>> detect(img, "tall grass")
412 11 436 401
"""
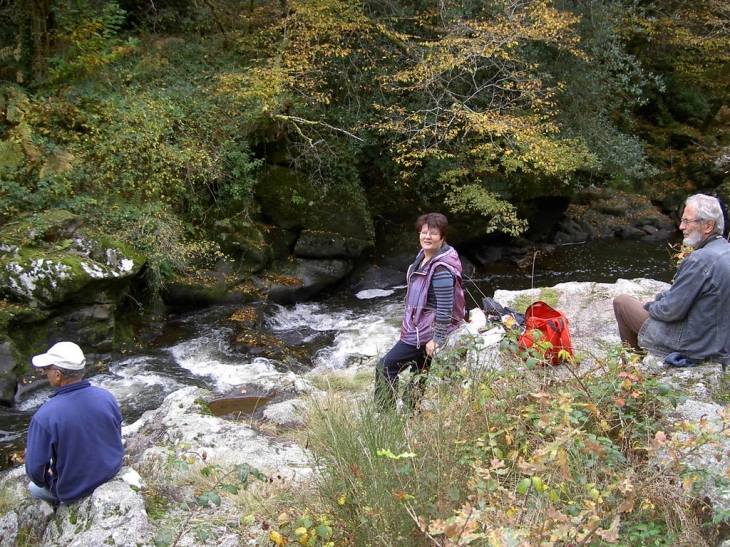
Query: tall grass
295 339 716 547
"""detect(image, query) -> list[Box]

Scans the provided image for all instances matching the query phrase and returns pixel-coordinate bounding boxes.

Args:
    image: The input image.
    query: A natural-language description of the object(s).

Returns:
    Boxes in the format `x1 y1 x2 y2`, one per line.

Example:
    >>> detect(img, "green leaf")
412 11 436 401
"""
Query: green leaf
198 491 222 506
315 524 333 539
153 530 173 546
220 483 239 495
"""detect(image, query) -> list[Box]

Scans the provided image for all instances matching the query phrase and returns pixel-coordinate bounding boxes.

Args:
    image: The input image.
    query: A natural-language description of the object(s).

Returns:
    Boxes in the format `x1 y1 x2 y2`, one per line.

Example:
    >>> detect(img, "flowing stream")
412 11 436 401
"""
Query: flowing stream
0 237 679 467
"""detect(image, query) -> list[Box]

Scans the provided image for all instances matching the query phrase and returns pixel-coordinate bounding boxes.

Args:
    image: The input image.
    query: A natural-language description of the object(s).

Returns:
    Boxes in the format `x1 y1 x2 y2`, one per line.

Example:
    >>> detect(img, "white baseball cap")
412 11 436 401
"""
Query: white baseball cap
31 341 86 371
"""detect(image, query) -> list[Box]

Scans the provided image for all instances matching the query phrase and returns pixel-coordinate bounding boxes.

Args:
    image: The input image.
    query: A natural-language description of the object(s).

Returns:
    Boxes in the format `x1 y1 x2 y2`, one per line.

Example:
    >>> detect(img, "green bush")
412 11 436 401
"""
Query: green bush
289 342 714 546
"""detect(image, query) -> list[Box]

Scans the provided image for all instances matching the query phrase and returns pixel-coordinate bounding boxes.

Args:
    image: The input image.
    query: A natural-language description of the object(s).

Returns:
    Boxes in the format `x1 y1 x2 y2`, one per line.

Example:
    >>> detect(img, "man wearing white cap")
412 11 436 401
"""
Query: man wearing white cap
25 341 124 504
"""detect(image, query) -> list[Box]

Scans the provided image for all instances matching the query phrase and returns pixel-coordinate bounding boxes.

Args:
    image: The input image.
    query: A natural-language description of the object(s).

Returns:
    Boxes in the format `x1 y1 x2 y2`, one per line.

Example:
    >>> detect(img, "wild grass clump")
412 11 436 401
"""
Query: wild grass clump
288 339 721 547
306 367 374 393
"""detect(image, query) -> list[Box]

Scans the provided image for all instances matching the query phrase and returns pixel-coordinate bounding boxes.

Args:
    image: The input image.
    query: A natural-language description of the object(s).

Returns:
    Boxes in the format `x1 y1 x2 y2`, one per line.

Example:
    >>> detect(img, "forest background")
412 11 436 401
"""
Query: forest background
1 0 729 300
1 2 730 546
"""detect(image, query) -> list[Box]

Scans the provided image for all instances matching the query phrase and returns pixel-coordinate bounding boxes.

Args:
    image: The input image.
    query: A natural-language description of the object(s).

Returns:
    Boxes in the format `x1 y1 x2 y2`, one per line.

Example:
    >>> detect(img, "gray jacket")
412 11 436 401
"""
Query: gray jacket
639 236 730 364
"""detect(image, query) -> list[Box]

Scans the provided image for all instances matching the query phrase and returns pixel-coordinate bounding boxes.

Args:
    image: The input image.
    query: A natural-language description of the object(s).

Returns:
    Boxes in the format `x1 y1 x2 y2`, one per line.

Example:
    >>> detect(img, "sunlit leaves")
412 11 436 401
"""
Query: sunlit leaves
444 184 527 235
368 0 598 231
644 0 730 97
228 0 375 108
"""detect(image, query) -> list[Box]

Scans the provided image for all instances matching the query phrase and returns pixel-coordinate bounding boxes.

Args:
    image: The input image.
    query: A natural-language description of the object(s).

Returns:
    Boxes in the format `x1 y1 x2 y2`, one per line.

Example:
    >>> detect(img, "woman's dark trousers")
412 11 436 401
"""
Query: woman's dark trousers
374 340 429 411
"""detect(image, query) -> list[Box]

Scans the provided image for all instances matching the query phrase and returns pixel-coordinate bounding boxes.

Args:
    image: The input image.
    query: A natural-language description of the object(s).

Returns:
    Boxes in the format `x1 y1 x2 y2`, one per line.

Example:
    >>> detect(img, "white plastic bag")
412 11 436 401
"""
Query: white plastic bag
465 307 487 334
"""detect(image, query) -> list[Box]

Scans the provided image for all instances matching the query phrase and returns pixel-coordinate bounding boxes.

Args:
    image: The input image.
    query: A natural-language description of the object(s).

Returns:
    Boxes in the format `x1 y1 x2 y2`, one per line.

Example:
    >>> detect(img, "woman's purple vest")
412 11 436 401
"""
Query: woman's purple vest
400 244 466 347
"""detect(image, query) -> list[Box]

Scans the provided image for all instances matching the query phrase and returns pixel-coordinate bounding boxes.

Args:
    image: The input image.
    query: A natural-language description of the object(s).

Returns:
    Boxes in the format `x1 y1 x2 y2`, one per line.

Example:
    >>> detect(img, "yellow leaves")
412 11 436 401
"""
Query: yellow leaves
271 514 335 547
294 527 309 545
516 0 585 55
253 0 370 93
371 1 600 205
427 502 487 543
645 0 730 90
269 530 287 546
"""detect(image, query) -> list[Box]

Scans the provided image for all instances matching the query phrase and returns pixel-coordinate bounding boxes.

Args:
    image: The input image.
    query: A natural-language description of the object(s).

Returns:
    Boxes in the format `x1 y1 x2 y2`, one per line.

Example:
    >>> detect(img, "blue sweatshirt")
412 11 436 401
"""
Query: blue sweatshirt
25 380 124 503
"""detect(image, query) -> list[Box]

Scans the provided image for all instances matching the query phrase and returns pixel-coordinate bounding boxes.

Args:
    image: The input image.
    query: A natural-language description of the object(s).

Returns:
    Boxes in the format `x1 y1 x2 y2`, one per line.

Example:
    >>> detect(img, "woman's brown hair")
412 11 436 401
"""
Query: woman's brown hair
416 213 449 239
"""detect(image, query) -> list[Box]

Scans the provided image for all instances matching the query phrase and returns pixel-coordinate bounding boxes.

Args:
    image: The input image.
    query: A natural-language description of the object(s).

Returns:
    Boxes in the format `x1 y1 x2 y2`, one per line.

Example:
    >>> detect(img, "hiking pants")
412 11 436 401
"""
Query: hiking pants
374 341 429 410
613 294 650 352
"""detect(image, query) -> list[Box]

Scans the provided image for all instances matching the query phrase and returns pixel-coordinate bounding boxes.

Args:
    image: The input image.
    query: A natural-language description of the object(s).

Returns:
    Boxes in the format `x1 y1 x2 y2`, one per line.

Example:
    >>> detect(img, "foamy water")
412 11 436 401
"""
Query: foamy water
268 295 403 369
2 238 680 462
5 288 405 459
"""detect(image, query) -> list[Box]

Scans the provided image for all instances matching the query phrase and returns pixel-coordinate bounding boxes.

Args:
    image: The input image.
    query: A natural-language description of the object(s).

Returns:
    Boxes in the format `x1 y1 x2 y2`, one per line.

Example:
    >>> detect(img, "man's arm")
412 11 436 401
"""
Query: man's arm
646 256 707 322
25 419 53 487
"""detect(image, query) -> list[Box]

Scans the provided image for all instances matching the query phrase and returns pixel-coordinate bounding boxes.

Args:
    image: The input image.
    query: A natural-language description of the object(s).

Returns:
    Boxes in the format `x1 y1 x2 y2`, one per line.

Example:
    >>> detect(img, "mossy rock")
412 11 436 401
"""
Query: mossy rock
163 261 265 307
263 257 354 304
0 209 84 248
0 210 145 307
255 165 374 240
0 250 142 307
211 219 273 273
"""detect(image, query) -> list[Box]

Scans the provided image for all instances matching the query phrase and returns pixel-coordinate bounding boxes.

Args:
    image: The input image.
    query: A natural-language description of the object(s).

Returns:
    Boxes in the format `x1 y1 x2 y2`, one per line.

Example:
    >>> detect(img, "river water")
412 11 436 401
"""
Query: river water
0 237 679 467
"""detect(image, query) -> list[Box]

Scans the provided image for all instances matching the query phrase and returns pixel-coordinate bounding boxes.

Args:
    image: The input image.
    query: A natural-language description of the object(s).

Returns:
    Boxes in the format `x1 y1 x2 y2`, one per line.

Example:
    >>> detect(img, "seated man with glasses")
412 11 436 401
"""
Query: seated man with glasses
613 194 730 366
25 341 124 504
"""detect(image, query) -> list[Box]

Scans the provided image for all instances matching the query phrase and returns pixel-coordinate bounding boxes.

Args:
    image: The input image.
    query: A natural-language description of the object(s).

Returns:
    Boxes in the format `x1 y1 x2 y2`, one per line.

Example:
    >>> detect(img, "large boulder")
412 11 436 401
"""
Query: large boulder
0 210 144 308
0 382 314 547
0 210 146 391
0 466 151 547
493 277 670 358
212 218 274 274
262 257 355 304
124 386 312 479
294 230 373 260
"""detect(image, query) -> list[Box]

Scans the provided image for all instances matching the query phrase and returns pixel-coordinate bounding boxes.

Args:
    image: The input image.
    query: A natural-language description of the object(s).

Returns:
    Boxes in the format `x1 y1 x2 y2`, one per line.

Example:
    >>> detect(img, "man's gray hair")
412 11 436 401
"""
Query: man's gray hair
49 366 85 380
686 194 725 235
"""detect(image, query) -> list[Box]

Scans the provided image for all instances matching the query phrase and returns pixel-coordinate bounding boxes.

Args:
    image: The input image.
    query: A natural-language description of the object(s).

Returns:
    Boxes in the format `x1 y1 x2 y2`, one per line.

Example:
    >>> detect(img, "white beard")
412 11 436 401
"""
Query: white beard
683 233 703 248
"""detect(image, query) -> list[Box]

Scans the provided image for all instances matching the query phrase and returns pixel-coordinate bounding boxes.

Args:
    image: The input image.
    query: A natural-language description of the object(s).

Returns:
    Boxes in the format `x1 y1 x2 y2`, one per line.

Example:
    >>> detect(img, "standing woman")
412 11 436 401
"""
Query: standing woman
375 213 466 410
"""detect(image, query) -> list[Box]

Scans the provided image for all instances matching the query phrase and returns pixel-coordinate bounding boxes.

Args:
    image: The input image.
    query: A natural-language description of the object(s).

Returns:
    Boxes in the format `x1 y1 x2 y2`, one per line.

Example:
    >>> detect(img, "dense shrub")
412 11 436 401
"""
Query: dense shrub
294 340 717 546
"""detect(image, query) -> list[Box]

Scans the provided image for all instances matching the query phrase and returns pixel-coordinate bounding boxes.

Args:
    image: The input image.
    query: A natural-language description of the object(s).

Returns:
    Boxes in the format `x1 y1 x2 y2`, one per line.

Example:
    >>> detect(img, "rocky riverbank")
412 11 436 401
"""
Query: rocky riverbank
2 278 730 547
0 188 684 407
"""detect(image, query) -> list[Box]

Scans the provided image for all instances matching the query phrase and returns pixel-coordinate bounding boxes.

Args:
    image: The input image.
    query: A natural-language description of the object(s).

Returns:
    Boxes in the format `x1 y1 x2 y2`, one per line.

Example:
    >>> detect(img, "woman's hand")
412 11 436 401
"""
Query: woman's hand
426 339 440 357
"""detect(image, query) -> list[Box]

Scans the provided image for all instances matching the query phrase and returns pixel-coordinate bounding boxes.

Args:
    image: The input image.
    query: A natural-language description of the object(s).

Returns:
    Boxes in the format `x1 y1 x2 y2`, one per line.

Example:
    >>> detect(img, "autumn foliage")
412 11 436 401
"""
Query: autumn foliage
0 0 728 275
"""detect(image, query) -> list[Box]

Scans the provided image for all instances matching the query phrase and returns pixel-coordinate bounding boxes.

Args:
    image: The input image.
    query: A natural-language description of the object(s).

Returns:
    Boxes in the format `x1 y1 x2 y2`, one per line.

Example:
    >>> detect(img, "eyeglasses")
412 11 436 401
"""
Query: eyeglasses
679 218 705 226
419 230 441 238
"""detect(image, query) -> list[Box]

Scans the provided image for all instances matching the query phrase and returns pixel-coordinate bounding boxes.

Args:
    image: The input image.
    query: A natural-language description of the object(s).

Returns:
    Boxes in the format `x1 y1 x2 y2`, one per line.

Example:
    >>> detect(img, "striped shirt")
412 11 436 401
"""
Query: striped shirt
426 265 455 344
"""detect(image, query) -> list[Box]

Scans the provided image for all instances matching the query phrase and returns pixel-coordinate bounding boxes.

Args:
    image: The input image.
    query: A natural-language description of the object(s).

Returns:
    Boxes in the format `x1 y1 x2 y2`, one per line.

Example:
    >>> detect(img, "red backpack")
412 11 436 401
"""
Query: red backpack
518 301 573 365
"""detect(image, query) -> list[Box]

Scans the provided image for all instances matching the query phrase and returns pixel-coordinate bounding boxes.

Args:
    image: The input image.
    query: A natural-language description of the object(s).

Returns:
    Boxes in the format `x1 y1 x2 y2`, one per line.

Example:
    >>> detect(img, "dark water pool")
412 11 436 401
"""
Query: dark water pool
465 236 677 302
